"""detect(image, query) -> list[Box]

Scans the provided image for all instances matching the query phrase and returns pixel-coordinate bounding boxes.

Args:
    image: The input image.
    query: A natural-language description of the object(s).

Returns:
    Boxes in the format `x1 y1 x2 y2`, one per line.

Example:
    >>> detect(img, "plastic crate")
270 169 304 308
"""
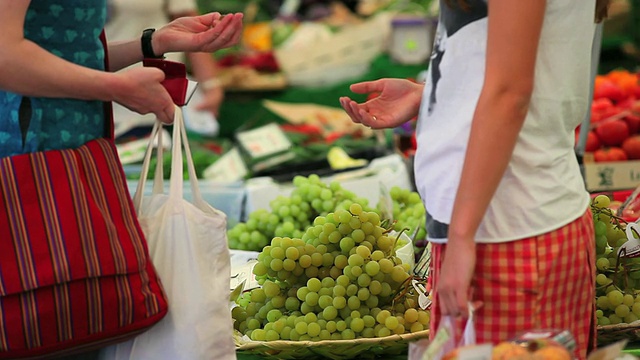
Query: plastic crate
273 13 392 88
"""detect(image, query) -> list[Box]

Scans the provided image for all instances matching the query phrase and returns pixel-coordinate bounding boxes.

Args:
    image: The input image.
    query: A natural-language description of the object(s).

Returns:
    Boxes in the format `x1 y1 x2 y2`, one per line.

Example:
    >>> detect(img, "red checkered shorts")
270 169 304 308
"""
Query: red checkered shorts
429 209 596 360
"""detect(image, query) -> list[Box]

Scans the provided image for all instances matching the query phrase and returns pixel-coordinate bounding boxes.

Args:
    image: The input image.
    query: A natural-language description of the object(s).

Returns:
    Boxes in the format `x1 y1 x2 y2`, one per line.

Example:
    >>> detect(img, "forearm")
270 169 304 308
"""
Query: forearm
106 39 144 72
448 88 530 242
0 39 113 101
188 51 218 82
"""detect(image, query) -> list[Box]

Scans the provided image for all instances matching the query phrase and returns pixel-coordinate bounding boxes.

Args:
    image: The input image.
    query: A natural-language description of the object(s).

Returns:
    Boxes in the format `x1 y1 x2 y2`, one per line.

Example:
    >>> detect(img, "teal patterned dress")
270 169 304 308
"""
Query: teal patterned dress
0 0 108 158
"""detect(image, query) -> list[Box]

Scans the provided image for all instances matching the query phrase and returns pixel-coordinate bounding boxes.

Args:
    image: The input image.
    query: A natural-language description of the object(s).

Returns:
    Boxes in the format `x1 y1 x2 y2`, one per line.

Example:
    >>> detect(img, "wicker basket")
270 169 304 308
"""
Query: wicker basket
597 321 640 346
235 329 430 360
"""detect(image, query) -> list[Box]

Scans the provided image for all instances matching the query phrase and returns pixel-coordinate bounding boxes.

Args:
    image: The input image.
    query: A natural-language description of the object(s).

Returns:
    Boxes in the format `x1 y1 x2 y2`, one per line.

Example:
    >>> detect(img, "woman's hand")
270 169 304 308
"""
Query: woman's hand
108 67 176 124
339 78 423 130
154 12 244 55
436 240 477 318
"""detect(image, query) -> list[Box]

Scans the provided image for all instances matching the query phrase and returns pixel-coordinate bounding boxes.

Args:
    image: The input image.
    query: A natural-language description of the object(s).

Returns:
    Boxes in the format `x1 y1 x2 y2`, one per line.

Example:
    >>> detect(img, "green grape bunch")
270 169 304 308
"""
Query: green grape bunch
230 203 430 342
591 194 640 326
227 174 375 251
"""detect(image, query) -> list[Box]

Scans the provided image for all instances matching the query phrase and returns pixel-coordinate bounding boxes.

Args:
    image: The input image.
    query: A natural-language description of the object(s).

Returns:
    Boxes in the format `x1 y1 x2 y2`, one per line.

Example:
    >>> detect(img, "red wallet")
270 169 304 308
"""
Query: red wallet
143 59 189 106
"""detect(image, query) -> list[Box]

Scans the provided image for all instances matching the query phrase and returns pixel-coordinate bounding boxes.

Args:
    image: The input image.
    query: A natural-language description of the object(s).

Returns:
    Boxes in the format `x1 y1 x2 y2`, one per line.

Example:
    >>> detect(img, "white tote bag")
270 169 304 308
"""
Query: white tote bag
100 106 236 360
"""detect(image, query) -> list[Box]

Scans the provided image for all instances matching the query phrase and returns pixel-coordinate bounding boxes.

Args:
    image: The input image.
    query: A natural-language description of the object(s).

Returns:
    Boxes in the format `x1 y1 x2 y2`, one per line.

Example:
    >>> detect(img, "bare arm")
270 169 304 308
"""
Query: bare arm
106 12 242 73
0 0 114 101
437 0 547 316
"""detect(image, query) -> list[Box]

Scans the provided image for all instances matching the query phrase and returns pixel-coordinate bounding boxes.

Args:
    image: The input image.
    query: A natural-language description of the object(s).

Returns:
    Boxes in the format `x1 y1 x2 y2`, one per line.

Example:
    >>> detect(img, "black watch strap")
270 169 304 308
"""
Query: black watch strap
141 28 164 59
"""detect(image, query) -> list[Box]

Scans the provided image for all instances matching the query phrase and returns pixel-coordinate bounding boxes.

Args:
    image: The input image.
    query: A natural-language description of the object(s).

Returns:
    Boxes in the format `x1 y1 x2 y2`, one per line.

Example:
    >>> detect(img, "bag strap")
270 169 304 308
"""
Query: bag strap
99 29 115 140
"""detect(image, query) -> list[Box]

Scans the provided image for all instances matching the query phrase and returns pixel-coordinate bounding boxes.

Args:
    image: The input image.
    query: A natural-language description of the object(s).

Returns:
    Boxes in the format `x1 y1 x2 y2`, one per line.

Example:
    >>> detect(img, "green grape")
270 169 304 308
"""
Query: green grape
285 246 300 260
342 329 356 340
596 273 612 286
350 317 365 333
404 308 419 323
305 292 319 306
598 316 611 326
357 274 372 288
263 281 280 298
351 266 363 278
365 261 381 276
609 290 625 307
385 316 399 330
348 254 365 267
323 306 339 320
349 203 363 215
348 296 361 310
299 255 312 268
307 322 322 337
295 322 308 335
609 314 623 325
624 294 635 307
595 221 608 237
297 287 309 301
593 194 611 209
391 265 409 283
616 304 631 318
319 295 333 309
357 287 371 302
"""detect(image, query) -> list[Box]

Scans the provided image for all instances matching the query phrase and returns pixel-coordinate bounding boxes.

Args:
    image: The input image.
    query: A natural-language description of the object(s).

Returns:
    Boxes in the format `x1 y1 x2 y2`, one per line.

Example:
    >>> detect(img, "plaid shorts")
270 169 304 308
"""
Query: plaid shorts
429 209 596 360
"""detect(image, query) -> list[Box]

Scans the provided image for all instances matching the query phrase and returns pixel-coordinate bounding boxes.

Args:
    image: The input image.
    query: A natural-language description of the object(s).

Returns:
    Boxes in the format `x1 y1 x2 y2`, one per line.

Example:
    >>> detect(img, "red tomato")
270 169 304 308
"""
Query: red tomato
617 97 637 110
585 130 602 152
591 98 614 113
576 130 601 152
622 135 640 160
624 114 640 135
594 147 628 162
595 119 630 146
594 79 626 103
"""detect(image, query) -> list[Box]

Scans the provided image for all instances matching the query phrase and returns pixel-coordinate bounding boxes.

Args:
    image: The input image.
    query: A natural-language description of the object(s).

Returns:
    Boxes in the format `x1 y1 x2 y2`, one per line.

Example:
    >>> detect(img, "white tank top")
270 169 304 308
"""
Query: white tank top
414 0 594 243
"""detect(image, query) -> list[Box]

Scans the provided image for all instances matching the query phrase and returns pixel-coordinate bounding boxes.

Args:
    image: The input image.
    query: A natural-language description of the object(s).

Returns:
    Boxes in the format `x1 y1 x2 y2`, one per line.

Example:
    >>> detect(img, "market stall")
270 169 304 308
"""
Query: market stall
116 1 640 359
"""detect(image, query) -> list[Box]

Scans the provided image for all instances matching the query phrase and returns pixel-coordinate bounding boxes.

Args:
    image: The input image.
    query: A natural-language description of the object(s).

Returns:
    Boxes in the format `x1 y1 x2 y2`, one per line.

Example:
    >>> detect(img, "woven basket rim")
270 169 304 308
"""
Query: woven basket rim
236 329 430 351
597 320 640 333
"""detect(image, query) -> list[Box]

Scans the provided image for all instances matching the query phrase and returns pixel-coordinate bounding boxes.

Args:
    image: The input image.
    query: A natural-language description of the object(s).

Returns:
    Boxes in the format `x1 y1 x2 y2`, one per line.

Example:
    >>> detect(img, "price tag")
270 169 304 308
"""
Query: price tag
203 147 248 182
412 279 431 310
236 123 292 159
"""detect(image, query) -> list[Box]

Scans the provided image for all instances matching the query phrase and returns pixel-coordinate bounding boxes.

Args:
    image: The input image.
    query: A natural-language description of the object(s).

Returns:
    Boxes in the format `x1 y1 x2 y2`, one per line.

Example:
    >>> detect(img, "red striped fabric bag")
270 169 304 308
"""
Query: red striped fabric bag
0 135 169 359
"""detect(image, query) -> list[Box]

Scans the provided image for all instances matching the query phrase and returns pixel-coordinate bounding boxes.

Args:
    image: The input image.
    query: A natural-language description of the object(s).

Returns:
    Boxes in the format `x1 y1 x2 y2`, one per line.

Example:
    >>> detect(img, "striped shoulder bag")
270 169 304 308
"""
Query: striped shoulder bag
0 135 169 359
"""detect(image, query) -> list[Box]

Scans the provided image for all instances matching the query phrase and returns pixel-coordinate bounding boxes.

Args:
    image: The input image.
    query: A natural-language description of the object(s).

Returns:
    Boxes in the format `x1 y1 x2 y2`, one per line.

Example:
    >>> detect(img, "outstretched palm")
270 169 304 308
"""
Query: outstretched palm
339 78 424 129
158 12 244 54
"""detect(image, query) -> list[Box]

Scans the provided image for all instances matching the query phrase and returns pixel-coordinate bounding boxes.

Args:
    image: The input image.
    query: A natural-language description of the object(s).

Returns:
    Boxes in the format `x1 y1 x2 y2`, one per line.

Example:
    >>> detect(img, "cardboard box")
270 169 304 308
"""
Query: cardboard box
583 159 640 192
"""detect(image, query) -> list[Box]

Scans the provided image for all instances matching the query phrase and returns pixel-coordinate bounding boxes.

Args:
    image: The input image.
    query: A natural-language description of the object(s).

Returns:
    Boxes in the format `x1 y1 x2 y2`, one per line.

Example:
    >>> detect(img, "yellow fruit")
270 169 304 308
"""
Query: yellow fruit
531 345 572 360
492 342 530 360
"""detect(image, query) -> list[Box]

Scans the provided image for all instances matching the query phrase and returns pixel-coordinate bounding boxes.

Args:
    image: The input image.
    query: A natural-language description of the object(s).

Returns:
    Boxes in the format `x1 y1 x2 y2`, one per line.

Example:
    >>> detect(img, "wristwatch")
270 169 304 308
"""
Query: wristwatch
141 28 164 59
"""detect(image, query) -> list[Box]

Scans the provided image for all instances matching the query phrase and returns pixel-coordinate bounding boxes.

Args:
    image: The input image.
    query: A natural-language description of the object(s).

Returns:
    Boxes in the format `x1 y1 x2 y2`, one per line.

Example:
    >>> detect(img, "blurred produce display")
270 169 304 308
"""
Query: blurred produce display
579 69 640 161
591 194 640 326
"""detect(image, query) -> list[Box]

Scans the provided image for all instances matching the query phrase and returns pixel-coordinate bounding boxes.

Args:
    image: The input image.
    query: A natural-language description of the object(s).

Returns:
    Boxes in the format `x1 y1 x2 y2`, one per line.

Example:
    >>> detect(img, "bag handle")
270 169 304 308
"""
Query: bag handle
133 106 206 210
133 120 163 211
168 105 203 204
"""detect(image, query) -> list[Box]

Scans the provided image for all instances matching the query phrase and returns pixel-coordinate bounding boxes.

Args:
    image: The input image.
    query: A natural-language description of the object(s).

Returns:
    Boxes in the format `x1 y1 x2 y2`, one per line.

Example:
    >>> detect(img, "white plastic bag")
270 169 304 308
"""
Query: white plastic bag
409 305 476 360
100 106 235 360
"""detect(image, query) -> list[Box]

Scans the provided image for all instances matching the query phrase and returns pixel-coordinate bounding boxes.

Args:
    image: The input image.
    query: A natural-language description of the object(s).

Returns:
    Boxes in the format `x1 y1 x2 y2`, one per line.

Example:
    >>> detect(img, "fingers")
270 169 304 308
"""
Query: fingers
156 102 175 124
338 96 383 130
350 80 382 95
203 13 243 50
